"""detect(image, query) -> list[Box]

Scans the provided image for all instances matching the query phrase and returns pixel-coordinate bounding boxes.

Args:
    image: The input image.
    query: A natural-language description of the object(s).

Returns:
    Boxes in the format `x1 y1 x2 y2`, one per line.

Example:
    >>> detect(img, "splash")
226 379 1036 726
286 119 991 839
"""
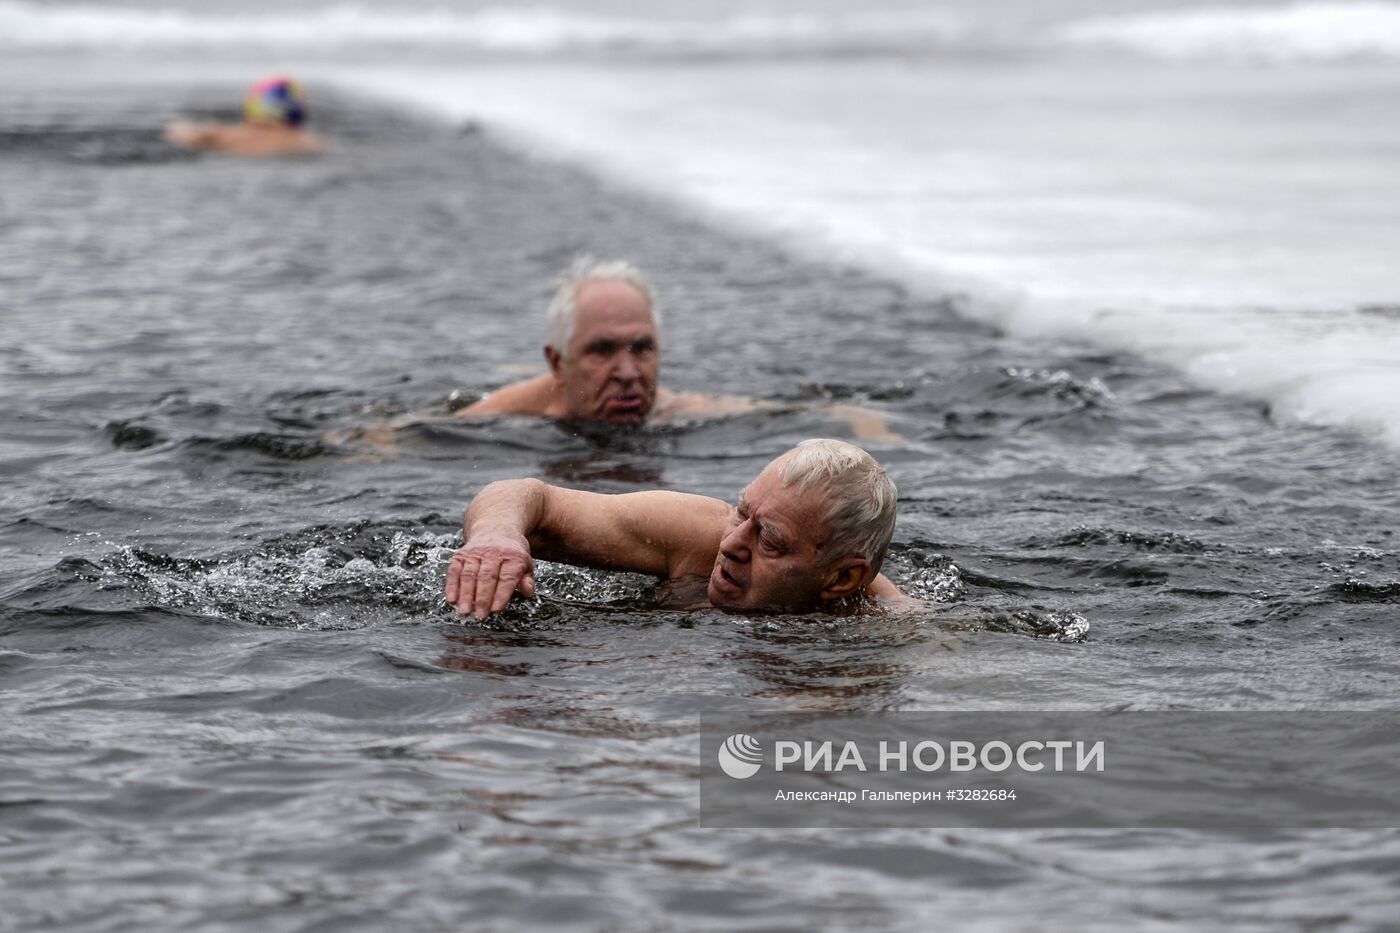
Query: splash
105 526 460 629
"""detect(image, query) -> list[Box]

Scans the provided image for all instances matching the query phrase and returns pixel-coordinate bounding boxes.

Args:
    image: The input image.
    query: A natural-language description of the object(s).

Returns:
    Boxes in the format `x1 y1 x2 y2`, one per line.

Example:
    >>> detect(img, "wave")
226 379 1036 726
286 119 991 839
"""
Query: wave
6 0 1400 63
1056 1 1400 63
0 1 969 56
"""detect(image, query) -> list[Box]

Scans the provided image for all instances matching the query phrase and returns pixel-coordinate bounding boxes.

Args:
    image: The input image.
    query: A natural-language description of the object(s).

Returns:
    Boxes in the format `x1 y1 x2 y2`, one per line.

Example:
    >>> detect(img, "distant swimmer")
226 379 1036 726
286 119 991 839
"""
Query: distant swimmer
444 438 910 619
459 257 900 439
165 75 327 157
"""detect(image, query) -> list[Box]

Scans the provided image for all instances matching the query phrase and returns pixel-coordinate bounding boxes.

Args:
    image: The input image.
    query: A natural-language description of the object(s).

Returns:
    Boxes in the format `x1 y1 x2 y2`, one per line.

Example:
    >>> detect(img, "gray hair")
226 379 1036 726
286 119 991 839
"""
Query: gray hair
546 257 659 356
779 438 898 573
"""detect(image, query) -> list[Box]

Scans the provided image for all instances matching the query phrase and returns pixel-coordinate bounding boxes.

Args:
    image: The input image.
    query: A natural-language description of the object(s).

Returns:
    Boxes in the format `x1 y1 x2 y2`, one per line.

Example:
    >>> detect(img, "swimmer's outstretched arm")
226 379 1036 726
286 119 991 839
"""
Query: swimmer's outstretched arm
164 121 216 149
445 479 729 619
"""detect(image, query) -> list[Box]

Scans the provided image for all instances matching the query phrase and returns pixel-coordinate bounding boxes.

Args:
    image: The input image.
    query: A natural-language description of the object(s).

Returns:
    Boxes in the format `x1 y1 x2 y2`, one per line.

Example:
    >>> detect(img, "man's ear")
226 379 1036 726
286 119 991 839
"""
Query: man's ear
544 345 562 376
820 556 873 602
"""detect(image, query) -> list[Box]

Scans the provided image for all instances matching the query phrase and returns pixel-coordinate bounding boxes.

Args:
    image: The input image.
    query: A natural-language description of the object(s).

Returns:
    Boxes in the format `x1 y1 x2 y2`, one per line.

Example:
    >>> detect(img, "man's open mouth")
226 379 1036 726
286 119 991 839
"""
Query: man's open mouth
711 561 744 598
604 394 646 417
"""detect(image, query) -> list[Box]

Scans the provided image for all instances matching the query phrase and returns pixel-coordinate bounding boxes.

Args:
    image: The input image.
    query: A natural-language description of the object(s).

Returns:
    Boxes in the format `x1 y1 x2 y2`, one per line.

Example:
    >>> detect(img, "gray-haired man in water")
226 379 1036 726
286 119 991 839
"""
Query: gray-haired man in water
459 257 732 424
444 438 907 618
456 259 897 439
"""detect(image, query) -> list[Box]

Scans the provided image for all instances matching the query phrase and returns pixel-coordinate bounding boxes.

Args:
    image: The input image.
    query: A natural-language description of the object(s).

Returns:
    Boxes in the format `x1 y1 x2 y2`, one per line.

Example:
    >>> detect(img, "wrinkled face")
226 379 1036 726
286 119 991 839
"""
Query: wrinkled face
550 280 659 424
708 460 836 612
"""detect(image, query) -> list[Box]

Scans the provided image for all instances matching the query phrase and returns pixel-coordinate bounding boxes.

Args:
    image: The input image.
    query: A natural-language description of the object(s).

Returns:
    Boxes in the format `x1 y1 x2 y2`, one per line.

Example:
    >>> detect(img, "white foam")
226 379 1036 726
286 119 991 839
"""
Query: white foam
1057 1 1400 62
318 61 1400 450
11 0 1400 64
0 1 967 55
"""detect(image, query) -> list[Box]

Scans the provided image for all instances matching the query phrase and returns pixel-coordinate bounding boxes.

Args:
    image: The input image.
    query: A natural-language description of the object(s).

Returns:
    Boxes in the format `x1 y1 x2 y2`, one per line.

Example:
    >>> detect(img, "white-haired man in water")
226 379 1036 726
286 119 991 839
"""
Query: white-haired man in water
459 257 727 424
444 438 906 618
458 258 899 439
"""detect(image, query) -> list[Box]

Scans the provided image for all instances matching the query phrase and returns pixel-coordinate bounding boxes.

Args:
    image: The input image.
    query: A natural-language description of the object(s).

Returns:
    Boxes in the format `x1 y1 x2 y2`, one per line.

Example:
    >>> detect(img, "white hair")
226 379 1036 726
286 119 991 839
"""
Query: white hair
546 257 658 357
779 438 898 573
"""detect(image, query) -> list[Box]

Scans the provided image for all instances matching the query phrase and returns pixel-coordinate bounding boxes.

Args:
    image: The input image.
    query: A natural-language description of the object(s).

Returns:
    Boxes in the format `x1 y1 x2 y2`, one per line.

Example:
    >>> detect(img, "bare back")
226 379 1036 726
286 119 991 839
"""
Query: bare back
164 122 326 156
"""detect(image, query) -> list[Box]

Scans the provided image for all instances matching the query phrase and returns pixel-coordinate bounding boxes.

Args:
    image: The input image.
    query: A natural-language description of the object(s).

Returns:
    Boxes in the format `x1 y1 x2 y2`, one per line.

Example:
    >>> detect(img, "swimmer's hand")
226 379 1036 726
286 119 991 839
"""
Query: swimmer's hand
445 533 536 620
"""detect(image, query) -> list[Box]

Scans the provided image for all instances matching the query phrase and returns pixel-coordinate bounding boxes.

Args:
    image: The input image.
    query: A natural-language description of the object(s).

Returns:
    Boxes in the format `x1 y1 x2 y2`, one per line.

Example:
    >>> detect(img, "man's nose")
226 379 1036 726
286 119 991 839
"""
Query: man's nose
719 521 751 562
612 353 641 381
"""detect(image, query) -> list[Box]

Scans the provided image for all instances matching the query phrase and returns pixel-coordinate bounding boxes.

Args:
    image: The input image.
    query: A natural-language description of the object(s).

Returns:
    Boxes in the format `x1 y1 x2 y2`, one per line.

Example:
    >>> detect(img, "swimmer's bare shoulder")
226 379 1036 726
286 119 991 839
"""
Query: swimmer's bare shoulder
650 394 900 442
457 373 558 418
866 572 917 607
650 389 758 422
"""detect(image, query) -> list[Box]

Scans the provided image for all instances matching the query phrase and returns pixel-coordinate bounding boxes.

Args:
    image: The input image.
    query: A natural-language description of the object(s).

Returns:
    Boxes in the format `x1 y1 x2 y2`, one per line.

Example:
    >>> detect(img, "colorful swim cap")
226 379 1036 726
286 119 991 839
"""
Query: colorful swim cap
244 76 308 127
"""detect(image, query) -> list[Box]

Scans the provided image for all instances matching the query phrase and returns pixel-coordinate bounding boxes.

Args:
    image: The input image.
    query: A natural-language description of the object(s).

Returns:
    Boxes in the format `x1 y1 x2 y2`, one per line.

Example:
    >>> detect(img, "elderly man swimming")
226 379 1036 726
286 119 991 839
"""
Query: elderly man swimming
458 258 899 439
460 257 723 424
445 438 906 618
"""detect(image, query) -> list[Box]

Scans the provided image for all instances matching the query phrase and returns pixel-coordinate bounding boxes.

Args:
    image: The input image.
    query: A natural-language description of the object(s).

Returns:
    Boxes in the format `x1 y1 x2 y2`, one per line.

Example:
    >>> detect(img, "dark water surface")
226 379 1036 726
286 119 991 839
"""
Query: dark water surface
3 84 1400 931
